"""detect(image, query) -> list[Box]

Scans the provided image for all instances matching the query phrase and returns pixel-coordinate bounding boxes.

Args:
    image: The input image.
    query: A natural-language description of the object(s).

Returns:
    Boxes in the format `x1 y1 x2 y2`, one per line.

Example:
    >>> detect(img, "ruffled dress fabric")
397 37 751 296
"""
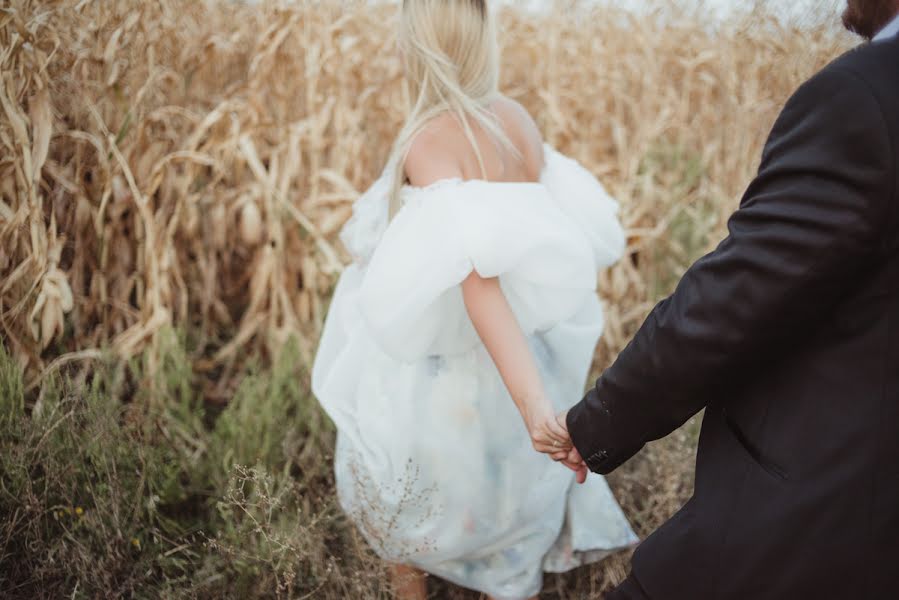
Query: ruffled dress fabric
312 145 638 600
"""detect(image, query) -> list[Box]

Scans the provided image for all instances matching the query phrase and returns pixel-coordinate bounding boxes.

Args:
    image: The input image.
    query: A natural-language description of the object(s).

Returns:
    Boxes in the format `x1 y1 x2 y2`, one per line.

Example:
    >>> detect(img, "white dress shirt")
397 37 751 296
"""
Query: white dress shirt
874 12 899 42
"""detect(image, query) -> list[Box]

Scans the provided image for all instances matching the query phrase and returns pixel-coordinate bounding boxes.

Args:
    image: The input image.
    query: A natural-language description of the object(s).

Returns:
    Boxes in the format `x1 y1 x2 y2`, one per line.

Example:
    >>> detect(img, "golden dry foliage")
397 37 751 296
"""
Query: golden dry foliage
0 0 850 383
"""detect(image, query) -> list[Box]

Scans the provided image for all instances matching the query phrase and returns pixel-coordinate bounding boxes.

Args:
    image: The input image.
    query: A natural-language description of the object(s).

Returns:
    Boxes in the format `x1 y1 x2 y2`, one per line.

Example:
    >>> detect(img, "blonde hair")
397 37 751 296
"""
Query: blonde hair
387 0 516 217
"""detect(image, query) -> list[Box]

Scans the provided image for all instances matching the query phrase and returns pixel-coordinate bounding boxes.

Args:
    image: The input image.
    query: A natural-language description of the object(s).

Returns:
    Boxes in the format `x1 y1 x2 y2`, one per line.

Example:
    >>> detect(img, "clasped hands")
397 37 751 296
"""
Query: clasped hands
528 408 589 484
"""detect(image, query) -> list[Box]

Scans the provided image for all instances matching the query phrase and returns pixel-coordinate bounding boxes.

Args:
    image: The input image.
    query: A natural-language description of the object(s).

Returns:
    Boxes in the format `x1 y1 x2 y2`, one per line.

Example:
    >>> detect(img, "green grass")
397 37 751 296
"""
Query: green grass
0 321 699 599
0 334 387 599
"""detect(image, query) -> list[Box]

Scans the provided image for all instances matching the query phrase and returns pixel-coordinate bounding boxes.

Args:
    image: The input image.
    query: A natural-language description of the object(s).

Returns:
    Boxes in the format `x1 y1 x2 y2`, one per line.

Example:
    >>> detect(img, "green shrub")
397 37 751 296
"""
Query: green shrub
0 343 197 598
0 337 385 599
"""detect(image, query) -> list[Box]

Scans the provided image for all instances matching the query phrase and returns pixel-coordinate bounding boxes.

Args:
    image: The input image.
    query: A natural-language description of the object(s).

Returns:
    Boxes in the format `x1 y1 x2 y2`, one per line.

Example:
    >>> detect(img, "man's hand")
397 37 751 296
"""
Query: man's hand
561 440 588 484
555 410 588 484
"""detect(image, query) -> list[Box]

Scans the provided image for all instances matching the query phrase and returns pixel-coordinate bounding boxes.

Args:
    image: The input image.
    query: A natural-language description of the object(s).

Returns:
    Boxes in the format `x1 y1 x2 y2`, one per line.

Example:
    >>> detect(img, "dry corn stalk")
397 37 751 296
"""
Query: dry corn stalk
0 0 851 381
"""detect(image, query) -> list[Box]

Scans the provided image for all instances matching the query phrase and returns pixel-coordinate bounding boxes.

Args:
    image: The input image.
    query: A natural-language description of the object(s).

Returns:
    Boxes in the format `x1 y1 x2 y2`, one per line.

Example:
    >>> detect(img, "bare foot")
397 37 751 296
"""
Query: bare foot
389 564 427 600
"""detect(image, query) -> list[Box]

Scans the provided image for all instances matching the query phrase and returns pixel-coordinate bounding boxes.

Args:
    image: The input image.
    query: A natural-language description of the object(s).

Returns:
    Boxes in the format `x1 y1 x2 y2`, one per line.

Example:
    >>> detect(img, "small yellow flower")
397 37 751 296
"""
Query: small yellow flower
75 507 84 516
131 537 141 550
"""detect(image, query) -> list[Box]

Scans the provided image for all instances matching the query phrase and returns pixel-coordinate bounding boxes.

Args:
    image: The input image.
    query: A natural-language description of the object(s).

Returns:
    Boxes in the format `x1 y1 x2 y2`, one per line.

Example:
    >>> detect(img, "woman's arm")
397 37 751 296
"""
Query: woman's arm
462 271 587 482
404 127 587 480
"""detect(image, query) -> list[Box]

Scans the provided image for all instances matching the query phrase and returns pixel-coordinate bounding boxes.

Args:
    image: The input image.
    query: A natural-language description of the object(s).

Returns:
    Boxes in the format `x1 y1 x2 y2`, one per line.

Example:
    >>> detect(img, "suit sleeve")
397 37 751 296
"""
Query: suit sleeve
567 65 894 474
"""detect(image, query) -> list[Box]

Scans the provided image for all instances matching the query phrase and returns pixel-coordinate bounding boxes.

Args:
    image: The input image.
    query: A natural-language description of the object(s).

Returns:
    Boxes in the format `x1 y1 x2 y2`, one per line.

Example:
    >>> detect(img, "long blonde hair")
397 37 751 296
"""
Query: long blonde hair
387 0 516 217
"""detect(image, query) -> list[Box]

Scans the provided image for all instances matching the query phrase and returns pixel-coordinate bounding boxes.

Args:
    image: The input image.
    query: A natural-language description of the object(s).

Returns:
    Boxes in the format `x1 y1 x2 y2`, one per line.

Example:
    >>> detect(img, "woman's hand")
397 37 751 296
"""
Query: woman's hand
527 407 589 484
526 405 571 454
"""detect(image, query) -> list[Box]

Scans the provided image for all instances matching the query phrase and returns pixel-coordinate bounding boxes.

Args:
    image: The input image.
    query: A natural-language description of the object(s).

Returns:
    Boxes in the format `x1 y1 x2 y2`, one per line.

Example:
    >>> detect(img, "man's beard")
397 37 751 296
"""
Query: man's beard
843 0 897 39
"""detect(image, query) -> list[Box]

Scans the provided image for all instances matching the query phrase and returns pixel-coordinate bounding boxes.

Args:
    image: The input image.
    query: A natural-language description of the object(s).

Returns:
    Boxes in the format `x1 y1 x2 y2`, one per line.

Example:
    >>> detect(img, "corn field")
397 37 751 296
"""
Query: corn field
0 0 850 383
0 1 852 597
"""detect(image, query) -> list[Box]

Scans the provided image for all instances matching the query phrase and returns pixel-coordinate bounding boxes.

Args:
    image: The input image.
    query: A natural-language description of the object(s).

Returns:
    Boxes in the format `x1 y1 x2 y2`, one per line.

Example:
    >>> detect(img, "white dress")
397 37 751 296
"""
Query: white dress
312 145 638 600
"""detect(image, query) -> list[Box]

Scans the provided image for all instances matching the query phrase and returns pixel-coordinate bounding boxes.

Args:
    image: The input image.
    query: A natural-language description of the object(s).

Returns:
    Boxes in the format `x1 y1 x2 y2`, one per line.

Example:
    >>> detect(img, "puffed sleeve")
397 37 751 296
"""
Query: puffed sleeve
541 145 627 268
357 180 599 362
339 169 391 266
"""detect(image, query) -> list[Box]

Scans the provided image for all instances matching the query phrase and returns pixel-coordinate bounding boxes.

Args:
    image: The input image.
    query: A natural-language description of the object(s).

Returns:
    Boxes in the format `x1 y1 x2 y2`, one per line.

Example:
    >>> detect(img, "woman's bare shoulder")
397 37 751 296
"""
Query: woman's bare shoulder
492 96 545 174
404 116 465 188
493 96 540 138
404 98 545 187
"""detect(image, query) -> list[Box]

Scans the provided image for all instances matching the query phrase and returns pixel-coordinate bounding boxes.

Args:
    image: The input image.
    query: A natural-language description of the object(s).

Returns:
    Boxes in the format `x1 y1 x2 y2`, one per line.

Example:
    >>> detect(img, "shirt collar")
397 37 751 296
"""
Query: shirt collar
873 12 899 42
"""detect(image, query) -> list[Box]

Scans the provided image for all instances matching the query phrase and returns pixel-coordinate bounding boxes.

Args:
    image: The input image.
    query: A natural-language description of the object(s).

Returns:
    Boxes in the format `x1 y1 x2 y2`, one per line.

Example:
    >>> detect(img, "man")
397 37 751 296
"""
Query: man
552 2 899 598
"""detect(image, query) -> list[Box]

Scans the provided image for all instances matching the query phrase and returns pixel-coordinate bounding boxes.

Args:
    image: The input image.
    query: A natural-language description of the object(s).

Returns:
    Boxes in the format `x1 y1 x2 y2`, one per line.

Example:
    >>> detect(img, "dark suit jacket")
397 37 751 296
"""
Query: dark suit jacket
567 34 899 600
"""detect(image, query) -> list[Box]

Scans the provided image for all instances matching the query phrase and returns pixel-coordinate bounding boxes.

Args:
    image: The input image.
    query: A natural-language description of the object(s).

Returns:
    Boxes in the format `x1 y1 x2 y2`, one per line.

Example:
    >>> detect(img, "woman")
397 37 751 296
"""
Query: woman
311 1 637 598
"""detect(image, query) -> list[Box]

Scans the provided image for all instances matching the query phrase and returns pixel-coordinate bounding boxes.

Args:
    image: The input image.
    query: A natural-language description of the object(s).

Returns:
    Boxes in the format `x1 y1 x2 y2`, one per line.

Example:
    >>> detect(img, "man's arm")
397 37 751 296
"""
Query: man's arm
566 64 893 474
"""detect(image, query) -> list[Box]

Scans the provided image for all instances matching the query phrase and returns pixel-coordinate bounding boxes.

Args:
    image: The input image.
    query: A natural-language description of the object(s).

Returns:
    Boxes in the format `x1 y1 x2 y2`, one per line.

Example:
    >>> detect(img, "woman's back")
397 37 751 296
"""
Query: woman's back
403 95 546 189
314 116 636 597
